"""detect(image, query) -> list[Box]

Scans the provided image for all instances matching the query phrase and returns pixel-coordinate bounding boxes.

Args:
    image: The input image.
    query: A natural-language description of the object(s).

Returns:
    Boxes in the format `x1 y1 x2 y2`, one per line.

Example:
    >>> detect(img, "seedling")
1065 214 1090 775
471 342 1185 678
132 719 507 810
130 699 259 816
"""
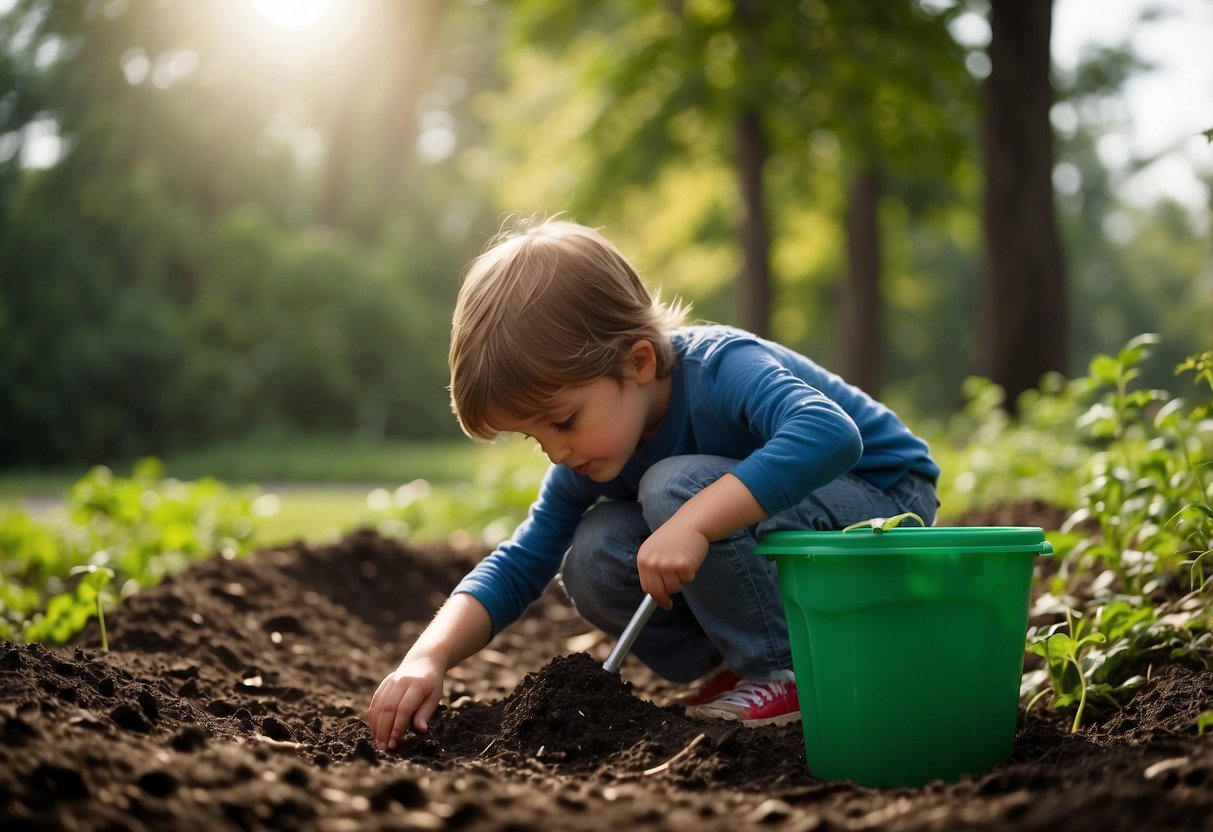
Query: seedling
1 457 259 645
22 564 115 649
1027 609 1107 733
1198 711 1213 735
70 565 114 652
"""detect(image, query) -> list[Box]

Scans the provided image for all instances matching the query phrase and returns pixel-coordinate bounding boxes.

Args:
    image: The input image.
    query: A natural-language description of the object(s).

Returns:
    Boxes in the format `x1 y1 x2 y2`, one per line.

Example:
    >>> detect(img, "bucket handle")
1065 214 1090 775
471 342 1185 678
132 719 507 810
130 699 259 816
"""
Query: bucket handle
842 512 925 534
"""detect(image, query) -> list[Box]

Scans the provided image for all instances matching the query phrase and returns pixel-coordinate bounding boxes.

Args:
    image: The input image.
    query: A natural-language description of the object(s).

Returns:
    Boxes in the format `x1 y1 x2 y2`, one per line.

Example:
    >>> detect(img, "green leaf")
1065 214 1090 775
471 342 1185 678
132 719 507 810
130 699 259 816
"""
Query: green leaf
1079 650 1108 676
1045 632 1076 658
1089 354 1121 385
1075 632 1107 650
1120 333 1161 365
1077 403 1118 438
1117 675 1147 691
1198 710 1213 735
1152 397 1187 430
1179 503 1213 521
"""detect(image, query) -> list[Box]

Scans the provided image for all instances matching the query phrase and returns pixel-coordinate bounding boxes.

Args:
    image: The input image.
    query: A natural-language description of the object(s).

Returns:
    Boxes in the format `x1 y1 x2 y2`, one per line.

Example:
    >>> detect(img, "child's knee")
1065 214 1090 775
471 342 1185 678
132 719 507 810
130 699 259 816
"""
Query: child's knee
561 501 643 605
638 454 738 527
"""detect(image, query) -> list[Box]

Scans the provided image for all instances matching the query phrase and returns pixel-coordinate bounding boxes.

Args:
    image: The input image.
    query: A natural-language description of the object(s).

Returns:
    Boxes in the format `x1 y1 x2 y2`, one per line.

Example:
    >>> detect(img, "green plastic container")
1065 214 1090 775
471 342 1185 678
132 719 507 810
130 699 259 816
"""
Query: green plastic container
754 526 1052 788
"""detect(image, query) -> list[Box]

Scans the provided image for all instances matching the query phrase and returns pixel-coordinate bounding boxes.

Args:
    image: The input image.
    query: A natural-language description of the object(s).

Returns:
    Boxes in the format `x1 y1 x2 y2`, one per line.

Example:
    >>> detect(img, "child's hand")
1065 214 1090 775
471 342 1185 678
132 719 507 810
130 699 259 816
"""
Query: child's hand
636 519 710 610
367 653 444 750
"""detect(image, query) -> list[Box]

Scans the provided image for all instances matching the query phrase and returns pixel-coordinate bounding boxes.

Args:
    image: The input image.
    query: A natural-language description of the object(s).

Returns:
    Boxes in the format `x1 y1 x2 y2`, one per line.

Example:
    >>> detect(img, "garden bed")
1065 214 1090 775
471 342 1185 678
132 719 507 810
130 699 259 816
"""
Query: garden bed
2 527 1212 831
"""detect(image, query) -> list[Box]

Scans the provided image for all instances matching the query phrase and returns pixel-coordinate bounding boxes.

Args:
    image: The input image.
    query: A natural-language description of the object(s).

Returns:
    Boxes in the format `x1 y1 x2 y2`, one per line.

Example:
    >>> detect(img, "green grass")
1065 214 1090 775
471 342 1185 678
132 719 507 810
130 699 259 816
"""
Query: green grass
158 433 512 484
0 432 545 544
251 486 381 546
1 433 534 492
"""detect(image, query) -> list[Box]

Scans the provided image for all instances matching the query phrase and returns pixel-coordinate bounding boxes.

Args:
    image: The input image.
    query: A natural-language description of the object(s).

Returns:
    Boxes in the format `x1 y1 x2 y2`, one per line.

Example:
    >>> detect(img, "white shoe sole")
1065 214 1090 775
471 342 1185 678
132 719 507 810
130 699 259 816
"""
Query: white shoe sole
684 705 801 727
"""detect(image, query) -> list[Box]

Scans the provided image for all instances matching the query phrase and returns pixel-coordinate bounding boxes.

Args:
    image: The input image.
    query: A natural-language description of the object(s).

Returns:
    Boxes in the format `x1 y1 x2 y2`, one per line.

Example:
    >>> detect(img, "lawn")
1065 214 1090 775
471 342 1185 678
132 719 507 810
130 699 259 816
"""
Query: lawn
0 433 545 545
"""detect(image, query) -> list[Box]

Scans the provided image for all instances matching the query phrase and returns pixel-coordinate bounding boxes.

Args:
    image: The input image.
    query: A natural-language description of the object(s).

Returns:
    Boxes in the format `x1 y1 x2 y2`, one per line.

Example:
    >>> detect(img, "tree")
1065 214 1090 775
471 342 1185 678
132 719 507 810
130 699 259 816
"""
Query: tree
980 0 1067 405
0 0 495 463
840 169 883 392
507 1 972 392
317 0 453 232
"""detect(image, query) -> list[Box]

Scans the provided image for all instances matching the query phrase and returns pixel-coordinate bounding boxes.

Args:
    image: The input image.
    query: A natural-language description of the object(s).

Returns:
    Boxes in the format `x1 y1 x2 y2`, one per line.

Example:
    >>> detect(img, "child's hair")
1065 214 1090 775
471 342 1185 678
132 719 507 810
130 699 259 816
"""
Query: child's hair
449 216 689 440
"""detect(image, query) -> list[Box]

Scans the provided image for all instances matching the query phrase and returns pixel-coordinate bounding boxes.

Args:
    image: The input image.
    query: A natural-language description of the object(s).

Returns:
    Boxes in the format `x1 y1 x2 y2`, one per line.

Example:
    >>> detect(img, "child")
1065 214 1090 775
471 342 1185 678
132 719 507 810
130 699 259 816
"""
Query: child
368 217 939 750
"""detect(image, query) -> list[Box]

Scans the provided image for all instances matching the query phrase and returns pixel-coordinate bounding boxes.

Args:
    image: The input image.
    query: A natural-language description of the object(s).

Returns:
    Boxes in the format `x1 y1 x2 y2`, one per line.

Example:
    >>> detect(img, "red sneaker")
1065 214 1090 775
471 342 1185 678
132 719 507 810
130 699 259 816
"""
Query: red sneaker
685 671 800 727
677 666 743 707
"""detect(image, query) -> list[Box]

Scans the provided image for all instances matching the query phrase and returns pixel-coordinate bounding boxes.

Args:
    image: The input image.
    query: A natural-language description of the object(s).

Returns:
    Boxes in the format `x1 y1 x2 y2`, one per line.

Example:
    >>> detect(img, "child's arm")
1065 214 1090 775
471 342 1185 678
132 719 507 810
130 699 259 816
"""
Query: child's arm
636 471 766 610
367 592 493 749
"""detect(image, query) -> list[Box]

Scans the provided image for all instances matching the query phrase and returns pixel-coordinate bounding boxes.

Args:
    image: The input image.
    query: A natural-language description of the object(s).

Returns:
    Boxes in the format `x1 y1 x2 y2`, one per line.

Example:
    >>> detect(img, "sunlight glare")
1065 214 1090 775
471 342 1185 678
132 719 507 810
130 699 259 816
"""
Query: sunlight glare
252 0 335 31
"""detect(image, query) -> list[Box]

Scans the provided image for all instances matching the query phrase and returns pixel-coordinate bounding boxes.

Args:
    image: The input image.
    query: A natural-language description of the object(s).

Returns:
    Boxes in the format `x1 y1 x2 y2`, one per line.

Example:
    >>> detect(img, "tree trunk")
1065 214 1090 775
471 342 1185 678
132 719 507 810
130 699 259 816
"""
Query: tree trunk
373 0 450 215
735 106 771 337
321 69 366 228
840 168 882 394
321 0 449 229
981 0 1067 407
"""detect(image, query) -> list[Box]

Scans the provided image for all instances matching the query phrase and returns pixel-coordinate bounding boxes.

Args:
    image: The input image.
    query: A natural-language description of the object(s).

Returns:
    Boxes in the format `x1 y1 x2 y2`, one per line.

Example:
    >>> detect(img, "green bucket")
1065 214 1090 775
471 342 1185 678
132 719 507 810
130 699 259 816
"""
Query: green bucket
754 525 1052 788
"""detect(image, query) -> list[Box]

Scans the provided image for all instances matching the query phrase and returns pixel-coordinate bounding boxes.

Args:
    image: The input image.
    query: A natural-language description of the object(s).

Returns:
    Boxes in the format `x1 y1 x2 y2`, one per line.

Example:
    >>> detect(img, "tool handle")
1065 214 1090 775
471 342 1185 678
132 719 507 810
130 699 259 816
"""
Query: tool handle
602 594 659 674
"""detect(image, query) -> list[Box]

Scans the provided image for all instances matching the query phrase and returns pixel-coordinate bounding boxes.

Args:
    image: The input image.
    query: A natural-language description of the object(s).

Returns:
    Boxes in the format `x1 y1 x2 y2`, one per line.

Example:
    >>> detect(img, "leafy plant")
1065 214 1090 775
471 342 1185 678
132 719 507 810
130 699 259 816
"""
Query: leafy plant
1026 609 1110 733
0 458 261 645
1198 710 1213 735
365 443 545 546
935 370 1092 516
22 565 115 650
1017 336 1213 730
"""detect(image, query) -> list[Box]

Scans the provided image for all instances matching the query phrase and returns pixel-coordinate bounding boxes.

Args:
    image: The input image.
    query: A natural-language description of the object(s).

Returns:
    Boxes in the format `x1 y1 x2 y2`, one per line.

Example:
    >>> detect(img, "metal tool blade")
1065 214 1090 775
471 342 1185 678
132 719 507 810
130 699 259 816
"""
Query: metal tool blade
602 594 659 674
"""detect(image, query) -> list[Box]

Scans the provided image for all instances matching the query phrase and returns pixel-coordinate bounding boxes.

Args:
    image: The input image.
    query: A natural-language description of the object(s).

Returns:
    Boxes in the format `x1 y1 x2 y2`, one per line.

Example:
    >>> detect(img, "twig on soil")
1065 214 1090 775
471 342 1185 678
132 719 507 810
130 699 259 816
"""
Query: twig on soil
246 734 304 752
643 732 707 776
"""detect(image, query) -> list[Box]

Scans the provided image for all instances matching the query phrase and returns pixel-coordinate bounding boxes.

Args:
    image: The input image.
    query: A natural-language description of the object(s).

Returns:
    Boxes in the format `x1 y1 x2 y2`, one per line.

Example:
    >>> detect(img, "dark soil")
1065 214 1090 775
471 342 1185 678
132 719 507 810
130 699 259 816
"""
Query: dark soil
2 510 1212 831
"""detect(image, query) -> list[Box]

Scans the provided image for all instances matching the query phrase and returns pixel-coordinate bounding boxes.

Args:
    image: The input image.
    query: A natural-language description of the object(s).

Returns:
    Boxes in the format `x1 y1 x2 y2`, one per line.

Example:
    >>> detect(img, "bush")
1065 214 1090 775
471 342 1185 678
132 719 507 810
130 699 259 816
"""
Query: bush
0 457 263 645
949 337 1213 731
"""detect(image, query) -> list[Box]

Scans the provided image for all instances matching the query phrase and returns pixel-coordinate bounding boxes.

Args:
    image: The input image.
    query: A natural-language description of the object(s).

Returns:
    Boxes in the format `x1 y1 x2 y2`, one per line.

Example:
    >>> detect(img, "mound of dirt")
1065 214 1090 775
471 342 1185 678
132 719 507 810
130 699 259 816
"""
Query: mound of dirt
2 525 1212 831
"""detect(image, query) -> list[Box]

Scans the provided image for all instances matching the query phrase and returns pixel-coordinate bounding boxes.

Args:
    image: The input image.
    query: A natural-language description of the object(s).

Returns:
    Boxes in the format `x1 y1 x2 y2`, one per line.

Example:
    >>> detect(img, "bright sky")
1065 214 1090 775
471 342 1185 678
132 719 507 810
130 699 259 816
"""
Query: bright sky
1051 0 1212 213
3 0 1209 218
251 0 336 31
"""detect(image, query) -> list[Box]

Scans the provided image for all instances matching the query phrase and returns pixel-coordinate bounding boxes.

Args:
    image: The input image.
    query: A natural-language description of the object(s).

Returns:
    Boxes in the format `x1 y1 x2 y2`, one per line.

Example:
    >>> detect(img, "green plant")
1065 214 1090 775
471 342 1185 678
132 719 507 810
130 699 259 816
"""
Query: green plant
21 565 115 650
841 512 924 533
0 458 261 645
1170 351 1213 593
1022 589 1213 733
1198 710 1213 735
365 441 546 545
1026 609 1110 733
935 370 1092 517
1019 336 1213 730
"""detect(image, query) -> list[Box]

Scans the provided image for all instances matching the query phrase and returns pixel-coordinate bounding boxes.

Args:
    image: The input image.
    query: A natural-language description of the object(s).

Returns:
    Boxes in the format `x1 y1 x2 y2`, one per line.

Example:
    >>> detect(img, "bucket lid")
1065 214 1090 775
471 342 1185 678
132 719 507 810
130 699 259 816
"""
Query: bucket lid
755 526 1053 557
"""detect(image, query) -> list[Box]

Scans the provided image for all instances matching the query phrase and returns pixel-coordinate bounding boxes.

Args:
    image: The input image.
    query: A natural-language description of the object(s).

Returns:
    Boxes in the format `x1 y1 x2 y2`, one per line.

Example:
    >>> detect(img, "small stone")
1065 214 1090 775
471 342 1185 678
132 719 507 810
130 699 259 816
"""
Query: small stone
373 776 427 809
261 716 292 742
110 703 152 733
136 689 159 721
28 763 89 800
170 726 208 752
136 770 178 798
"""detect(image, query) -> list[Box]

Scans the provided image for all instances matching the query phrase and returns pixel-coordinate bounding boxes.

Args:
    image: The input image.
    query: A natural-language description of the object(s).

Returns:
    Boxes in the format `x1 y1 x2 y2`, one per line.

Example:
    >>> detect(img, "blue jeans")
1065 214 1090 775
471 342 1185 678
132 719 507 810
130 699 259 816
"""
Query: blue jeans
558 455 938 683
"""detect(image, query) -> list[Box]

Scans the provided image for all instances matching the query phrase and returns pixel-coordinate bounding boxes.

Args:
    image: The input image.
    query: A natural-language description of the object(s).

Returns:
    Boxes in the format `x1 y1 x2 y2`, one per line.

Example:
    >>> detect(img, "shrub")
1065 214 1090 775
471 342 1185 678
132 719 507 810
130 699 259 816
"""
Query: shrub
0 458 262 645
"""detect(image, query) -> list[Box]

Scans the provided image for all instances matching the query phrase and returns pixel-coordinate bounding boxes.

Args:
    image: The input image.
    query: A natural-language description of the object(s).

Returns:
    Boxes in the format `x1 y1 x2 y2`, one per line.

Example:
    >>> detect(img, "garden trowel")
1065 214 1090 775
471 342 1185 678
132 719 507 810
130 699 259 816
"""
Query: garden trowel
602 594 658 674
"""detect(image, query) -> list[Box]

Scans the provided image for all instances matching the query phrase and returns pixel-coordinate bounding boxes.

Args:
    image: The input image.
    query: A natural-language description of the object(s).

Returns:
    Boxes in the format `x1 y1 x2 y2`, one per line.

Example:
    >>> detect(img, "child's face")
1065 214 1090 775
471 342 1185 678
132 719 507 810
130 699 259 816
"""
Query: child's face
493 343 668 482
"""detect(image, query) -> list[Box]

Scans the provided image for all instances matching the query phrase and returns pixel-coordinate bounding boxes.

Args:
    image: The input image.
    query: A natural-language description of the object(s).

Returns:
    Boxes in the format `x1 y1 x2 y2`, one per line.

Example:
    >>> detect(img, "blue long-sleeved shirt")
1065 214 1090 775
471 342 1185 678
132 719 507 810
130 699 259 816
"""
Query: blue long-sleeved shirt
452 324 939 634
